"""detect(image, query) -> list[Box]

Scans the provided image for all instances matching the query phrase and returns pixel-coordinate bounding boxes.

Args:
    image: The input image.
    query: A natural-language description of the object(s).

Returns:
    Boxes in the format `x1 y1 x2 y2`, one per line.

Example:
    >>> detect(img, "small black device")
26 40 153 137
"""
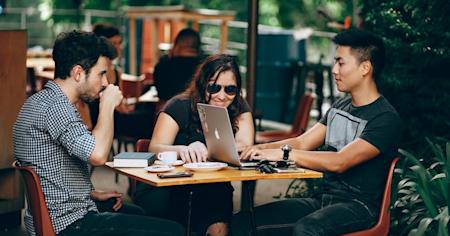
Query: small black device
157 172 193 178
258 164 276 174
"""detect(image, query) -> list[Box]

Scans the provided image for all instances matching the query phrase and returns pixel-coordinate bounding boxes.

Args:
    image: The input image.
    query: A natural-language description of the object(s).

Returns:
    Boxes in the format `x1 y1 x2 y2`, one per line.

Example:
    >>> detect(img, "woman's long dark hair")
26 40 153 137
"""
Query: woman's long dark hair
182 54 244 136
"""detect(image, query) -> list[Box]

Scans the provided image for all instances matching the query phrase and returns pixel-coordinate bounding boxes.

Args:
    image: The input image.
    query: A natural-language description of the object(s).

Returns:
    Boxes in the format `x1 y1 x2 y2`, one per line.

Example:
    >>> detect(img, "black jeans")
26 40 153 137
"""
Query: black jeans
58 211 184 236
232 194 377 236
95 199 146 215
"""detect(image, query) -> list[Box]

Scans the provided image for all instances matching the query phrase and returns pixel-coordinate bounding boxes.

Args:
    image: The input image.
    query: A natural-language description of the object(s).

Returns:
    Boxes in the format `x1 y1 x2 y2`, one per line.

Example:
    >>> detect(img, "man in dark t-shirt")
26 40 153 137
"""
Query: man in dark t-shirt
234 29 401 236
154 28 202 101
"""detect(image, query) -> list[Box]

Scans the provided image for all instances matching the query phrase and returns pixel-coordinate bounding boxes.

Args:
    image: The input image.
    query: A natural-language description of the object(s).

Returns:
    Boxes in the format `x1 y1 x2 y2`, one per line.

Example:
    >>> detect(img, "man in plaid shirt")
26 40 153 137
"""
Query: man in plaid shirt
13 30 184 236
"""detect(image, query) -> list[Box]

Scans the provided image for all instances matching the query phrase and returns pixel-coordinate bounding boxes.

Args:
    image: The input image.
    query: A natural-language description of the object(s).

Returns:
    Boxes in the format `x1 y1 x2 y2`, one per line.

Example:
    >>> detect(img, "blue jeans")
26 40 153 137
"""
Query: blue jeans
58 211 184 236
232 194 377 236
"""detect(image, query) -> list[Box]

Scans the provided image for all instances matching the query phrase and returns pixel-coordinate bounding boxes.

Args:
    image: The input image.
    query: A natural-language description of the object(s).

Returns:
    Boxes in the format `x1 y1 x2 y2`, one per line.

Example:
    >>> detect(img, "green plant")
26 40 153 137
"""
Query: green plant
391 139 450 236
361 0 450 152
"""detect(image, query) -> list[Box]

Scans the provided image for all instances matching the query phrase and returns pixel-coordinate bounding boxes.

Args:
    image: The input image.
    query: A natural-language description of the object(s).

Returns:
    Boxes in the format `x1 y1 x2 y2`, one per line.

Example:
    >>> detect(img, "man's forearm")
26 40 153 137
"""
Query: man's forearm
90 105 115 165
258 137 301 150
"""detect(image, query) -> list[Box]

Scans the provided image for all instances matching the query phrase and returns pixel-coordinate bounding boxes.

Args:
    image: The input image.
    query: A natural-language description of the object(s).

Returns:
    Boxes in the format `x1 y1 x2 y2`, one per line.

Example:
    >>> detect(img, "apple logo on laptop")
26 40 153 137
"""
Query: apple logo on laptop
214 128 221 140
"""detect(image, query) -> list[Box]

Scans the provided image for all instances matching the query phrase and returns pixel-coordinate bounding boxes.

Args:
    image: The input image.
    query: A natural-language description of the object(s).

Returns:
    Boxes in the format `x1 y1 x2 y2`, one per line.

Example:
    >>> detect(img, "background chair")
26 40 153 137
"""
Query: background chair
136 139 151 152
127 139 152 196
120 78 143 105
342 157 400 236
13 161 56 236
255 93 315 144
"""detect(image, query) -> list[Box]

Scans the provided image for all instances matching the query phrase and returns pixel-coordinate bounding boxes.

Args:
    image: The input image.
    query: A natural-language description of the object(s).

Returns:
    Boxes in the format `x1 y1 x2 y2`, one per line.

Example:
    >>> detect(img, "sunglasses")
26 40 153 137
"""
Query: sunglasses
206 84 238 96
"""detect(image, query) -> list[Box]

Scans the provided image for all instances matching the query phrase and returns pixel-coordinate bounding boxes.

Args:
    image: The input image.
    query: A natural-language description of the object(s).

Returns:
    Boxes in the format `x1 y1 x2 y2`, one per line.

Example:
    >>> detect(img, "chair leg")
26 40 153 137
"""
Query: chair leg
115 173 120 183
89 165 96 176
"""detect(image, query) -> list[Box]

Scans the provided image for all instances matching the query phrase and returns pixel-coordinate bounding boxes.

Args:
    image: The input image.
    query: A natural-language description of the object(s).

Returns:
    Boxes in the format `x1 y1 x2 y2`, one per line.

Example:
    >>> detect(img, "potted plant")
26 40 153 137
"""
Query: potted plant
391 138 449 236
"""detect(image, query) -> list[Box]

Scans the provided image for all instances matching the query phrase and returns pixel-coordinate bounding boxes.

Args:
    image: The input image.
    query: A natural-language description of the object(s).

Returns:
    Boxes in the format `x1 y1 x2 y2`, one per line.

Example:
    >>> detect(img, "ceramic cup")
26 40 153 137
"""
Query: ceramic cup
158 151 178 165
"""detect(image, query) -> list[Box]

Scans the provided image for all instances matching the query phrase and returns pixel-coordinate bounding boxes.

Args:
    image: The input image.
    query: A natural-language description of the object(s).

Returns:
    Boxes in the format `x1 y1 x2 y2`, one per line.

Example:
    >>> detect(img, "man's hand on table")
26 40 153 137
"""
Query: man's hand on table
240 145 282 162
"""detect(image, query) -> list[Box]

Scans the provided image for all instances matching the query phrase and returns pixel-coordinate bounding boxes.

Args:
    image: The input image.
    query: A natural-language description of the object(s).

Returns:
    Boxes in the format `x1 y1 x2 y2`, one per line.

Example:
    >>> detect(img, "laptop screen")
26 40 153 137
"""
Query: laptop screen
197 103 242 166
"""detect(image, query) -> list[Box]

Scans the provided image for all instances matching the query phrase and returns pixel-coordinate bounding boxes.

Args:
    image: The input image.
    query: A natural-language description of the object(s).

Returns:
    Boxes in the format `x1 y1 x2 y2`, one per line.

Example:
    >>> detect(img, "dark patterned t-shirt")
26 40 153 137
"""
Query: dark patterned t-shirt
319 95 401 209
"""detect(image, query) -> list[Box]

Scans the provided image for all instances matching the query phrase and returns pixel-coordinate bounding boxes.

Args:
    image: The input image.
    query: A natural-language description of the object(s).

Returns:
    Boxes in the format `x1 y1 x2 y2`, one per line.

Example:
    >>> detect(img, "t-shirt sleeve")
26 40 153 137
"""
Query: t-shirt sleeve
46 101 95 162
161 96 191 129
359 111 402 153
319 109 330 125
239 97 252 114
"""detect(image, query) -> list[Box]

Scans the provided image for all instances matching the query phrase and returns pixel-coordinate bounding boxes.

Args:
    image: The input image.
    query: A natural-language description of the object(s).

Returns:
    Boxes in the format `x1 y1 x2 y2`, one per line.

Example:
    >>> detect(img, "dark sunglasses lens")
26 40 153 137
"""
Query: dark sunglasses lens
207 84 221 94
224 86 238 95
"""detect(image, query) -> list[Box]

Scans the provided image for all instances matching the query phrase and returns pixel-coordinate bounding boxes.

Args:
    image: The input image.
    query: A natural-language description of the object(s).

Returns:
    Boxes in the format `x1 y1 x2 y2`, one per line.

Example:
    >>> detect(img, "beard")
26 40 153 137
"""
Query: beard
79 92 99 103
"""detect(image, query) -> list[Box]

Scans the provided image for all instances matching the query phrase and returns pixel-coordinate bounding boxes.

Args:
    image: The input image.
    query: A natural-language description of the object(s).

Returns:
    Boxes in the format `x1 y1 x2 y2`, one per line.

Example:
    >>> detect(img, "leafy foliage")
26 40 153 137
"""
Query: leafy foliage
360 0 450 152
391 139 450 235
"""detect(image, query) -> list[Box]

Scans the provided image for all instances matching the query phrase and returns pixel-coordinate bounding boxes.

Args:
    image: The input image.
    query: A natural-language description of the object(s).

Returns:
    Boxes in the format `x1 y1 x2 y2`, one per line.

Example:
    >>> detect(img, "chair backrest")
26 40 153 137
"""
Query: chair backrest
291 93 315 135
120 79 142 103
136 139 151 152
13 161 56 236
342 157 400 236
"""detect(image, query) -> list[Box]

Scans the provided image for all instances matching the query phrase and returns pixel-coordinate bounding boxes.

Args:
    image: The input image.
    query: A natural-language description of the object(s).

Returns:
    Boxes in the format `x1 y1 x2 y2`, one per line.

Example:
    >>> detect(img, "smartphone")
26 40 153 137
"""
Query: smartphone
157 172 193 178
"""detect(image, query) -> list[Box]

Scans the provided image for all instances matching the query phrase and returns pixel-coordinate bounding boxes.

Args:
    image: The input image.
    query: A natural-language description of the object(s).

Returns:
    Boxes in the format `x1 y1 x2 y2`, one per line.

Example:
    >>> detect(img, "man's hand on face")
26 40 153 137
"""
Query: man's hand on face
100 84 123 109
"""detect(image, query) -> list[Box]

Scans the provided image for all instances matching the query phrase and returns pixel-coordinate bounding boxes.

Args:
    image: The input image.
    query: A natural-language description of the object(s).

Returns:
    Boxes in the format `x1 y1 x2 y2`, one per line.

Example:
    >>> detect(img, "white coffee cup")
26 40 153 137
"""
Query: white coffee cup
158 151 178 165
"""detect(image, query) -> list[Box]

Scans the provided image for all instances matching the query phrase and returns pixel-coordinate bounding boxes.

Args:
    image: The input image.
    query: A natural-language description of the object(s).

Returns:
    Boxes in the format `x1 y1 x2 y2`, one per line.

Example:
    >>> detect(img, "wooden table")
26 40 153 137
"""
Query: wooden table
105 162 322 186
138 86 159 103
105 162 322 235
26 58 55 70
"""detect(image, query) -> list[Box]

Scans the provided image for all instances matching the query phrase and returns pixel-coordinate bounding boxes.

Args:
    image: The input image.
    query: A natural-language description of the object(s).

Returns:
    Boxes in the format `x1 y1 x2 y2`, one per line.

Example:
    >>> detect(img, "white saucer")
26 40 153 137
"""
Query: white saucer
144 165 175 173
183 162 228 172
154 160 185 166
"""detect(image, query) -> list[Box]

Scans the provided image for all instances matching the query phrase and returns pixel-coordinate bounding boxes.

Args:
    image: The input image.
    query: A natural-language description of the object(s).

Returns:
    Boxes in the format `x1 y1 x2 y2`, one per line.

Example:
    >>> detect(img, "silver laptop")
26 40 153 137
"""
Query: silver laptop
197 103 258 167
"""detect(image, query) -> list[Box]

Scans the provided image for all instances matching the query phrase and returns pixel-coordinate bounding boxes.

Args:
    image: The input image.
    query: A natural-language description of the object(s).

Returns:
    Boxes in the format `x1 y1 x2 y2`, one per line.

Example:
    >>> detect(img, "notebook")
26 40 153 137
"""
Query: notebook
197 103 258 168
113 152 156 167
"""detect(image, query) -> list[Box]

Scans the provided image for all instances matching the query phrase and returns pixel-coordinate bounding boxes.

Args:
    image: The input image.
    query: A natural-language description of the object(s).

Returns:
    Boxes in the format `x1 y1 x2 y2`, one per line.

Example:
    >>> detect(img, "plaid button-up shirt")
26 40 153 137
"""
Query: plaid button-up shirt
13 80 98 235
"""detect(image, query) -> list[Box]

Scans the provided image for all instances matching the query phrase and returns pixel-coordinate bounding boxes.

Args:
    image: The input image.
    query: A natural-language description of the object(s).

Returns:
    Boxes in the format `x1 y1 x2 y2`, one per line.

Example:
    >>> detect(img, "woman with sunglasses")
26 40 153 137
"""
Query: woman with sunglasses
133 54 254 236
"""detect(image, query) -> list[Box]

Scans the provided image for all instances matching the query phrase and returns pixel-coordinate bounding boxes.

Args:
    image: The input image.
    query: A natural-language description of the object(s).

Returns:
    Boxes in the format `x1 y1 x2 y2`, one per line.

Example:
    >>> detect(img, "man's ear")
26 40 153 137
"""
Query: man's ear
70 65 84 82
360 60 372 77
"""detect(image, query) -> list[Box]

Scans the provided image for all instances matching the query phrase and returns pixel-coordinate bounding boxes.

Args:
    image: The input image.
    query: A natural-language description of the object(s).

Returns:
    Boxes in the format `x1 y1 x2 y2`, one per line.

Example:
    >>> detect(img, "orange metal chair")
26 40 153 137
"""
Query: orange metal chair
13 161 56 236
342 157 400 236
255 93 315 143
136 139 151 152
